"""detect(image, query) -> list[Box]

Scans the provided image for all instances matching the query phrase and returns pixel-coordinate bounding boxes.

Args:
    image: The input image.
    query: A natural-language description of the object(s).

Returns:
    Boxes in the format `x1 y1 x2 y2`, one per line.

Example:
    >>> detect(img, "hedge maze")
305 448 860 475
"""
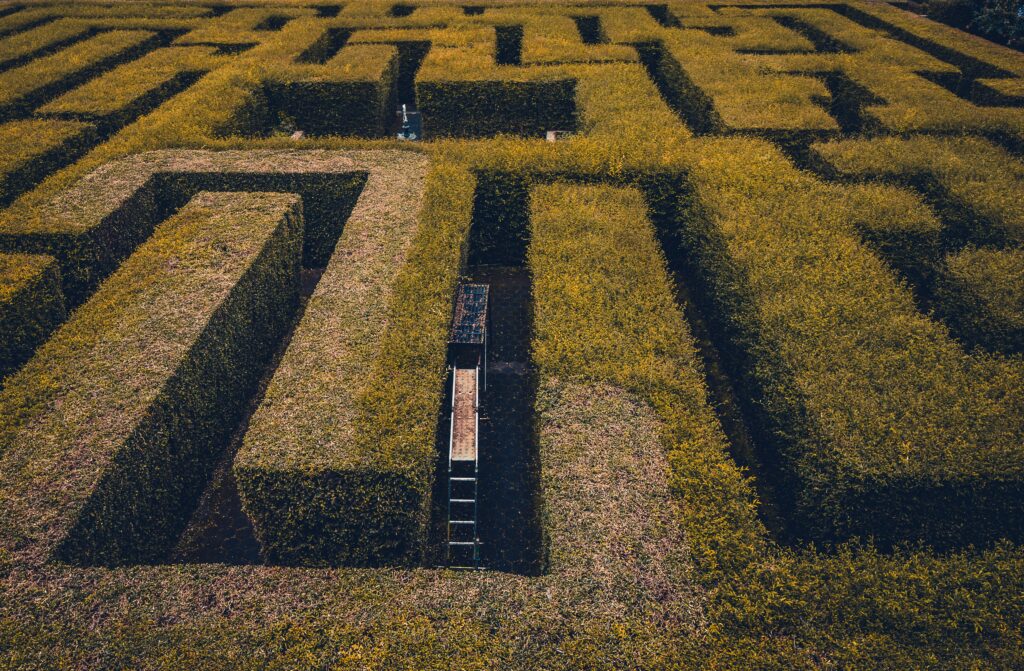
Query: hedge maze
1 0 1023 668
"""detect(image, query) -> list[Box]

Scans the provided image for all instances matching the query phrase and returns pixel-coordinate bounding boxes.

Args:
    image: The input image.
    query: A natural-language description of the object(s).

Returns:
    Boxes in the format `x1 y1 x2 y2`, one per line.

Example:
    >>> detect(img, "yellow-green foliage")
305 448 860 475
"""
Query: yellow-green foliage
528 182 764 578
814 135 1024 245
0 118 95 204
37 45 218 118
0 253 65 379
936 246 1024 353
0 1 1023 668
0 29 159 115
0 119 92 173
678 136 1024 547
234 151 433 567
0 17 93 66
350 161 476 525
0 190 302 565
660 26 836 132
174 6 315 46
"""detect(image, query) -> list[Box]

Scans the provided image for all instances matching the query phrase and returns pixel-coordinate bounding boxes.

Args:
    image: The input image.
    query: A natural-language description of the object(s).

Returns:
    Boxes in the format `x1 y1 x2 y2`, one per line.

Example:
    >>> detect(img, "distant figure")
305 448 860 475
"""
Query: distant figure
397 104 423 141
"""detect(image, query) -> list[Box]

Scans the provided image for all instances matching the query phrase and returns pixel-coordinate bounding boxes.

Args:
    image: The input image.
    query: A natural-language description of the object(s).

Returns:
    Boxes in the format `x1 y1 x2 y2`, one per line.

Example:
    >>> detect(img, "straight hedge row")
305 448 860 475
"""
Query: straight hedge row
234 151 431 566
0 190 302 566
674 135 1024 548
36 45 217 126
0 149 370 309
528 182 739 623
0 29 164 120
0 118 97 207
0 253 65 380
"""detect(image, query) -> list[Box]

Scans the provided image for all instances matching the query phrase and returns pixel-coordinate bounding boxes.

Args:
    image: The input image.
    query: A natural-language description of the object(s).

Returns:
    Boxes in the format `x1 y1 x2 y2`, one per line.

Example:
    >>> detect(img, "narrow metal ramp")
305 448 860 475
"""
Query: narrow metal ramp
445 283 488 569
447 365 482 568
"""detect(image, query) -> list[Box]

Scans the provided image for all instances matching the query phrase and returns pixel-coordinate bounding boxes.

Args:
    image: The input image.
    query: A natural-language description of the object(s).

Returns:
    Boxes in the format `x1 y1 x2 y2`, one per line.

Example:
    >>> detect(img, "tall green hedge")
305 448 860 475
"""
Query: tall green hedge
935 246 1024 353
673 137 1024 548
0 153 368 309
0 119 97 207
0 191 302 565
221 43 399 138
234 153 443 567
0 253 66 380
417 79 577 137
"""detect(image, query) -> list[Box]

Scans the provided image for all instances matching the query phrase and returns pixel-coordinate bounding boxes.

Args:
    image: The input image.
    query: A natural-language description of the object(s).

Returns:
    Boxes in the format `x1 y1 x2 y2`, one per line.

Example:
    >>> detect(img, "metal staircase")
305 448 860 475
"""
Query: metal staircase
444 283 489 570
447 365 483 569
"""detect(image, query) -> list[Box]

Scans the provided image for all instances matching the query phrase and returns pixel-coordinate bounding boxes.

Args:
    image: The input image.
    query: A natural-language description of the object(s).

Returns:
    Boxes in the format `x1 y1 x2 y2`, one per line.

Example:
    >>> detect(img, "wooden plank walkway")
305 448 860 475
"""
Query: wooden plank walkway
451 367 477 461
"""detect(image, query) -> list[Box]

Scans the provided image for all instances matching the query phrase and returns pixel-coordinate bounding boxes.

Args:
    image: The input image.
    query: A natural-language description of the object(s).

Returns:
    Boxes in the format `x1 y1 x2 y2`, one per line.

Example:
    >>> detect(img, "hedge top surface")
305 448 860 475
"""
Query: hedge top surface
685 136 1024 483
3 148 425 236
0 118 92 174
0 252 56 303
942 246 1024 326
0 0 1023 666
234 149 429 473
0 190 301 563
812 135 1024 244
35 45 219 117
0 29 157 106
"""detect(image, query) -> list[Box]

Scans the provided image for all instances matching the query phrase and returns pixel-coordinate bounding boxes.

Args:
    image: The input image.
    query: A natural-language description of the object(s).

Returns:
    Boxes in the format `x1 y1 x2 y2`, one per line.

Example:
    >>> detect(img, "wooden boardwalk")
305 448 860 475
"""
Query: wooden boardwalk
451 367 477 461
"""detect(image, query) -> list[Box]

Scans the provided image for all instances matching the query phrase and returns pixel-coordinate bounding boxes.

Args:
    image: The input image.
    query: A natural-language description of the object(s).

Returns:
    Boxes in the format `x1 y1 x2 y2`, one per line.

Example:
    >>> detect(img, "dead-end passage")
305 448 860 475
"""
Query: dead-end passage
429 172 543 574
386 40 430 135
634 41 724 136
170 268 323 565
108 174 367 566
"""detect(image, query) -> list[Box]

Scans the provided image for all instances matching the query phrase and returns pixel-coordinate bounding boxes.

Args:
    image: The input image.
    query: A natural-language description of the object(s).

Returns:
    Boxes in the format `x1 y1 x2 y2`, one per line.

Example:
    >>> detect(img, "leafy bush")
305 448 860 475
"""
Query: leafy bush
921 0 1024 49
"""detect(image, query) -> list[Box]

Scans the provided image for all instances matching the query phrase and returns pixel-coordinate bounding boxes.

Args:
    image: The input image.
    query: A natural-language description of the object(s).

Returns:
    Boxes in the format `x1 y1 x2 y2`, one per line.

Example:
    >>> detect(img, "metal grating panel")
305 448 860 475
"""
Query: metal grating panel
449 283 488 345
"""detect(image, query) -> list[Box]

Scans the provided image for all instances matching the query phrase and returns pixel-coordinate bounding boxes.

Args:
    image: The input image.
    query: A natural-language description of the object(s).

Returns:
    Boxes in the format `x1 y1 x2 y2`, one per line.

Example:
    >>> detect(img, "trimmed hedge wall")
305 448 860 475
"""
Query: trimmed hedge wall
0 253 65 380
0 29 166 120
0 1 1022 666
418 79 577 137
0 151 370 309
0 118 97 207
673 136 1024 548
0 191 302 565
234 152 435 567
0 17 94 71
267 43 399 137
812 136 1024 248
36 45 215 129
221 43 399 138
936 246 1024 353
528 182 733 620
155 171 369 268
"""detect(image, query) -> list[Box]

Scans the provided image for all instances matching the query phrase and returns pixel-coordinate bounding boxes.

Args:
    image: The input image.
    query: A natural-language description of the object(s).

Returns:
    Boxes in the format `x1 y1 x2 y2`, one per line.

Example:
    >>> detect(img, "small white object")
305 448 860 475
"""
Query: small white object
290 130 305 140
546 130 572 142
